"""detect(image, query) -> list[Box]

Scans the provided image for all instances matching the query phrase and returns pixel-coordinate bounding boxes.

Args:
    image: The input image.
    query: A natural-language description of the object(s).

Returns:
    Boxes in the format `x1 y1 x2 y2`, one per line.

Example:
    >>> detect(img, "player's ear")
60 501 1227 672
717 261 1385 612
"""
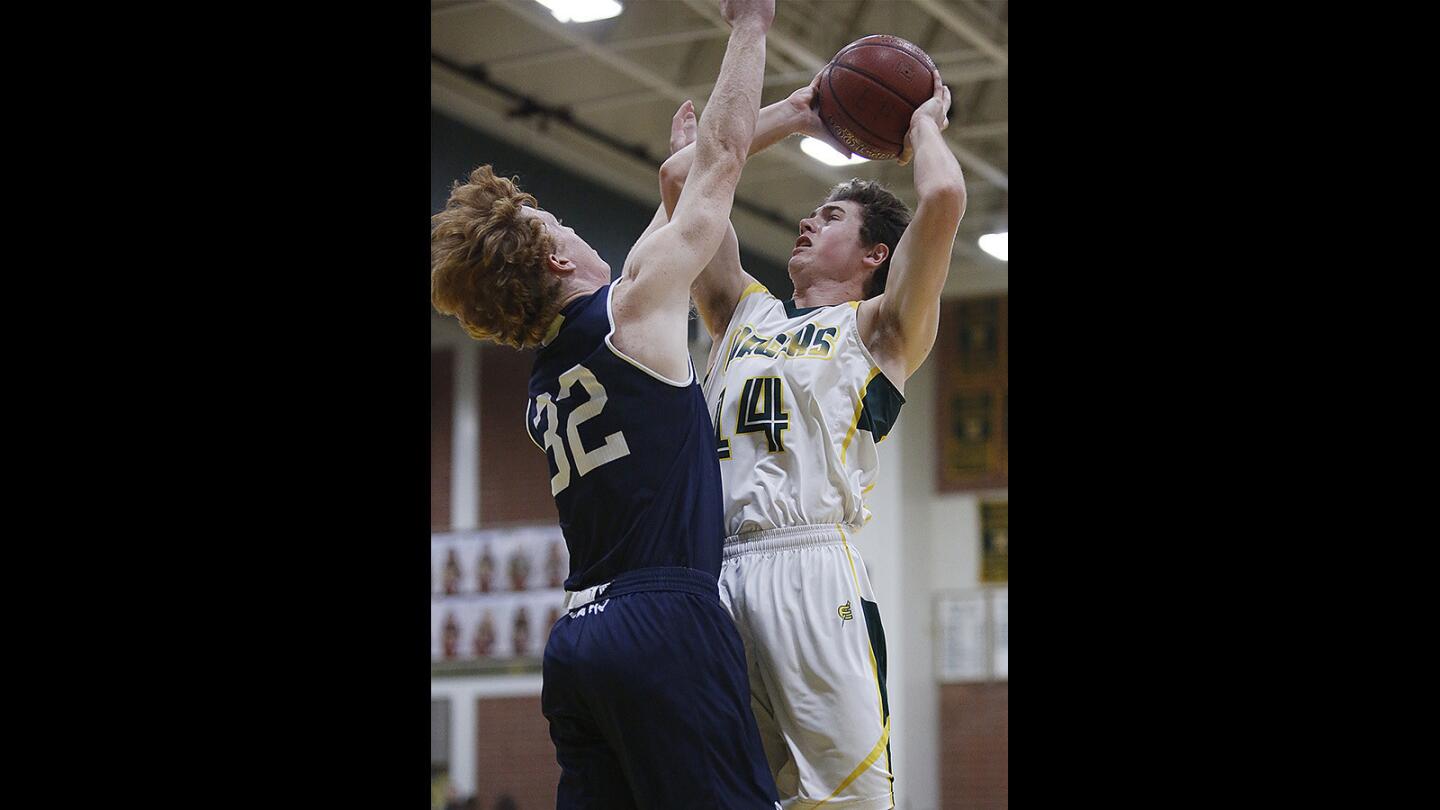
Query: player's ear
546 253 577 275
863 241 889 269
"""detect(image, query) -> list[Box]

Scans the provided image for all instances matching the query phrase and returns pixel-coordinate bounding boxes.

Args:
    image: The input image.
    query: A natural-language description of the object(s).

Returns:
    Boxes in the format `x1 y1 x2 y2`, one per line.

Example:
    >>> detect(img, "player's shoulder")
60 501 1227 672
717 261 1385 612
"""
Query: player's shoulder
719 280 781 328
733 280 776 312
536 284 614 363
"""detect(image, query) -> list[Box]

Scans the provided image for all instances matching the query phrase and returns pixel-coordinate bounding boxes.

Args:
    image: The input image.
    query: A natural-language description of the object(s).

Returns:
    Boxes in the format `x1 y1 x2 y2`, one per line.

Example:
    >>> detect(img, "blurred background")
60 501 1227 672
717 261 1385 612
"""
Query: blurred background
431 2 1007 808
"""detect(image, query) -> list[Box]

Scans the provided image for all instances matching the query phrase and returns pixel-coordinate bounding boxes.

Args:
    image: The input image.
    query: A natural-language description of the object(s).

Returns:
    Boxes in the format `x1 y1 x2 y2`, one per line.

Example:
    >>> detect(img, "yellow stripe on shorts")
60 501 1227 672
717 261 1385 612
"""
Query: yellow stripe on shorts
803 525 890 807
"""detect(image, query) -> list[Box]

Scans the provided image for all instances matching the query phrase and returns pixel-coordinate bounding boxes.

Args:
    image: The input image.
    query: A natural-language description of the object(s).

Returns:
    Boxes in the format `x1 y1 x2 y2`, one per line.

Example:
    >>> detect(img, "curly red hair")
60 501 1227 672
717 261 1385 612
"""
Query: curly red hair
431 166 562 348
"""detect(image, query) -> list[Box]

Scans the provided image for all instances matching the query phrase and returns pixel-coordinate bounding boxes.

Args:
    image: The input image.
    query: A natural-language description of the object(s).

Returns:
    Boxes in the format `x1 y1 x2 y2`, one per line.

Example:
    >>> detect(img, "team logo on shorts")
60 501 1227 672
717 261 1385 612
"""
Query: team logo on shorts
838 601 853 621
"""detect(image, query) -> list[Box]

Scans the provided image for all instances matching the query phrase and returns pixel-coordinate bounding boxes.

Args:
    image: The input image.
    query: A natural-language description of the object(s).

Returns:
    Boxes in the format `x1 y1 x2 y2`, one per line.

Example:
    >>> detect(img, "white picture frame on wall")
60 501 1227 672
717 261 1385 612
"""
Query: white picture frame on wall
935 590 989 682
935 587 1008 682
991 587 1007 680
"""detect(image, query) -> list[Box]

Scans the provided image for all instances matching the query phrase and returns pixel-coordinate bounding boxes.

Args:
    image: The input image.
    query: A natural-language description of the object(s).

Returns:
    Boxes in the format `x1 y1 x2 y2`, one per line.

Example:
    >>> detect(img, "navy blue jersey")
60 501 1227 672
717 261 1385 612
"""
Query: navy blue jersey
526 283 725 591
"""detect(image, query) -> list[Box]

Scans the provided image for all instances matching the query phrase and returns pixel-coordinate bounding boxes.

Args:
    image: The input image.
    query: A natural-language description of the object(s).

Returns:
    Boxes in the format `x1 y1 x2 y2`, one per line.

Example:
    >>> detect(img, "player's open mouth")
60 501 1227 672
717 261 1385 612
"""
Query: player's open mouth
793 237 811 252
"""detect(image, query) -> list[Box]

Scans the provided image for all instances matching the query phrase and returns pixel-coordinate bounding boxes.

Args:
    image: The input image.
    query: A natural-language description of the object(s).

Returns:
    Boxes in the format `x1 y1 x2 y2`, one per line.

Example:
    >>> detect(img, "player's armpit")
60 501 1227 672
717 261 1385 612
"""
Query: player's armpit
609 222 707 386
691 222 759 344
623 202 672 278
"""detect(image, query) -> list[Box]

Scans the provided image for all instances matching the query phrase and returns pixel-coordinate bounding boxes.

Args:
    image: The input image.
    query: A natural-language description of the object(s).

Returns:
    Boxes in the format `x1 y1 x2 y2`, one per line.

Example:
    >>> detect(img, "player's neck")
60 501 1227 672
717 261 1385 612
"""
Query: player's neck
555 276 606 311
793 276 865 308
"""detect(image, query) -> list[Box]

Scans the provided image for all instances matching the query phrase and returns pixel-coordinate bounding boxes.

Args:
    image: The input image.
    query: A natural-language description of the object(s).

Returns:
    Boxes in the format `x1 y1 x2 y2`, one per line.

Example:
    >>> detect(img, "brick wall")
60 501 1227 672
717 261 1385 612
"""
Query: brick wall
474 696 560 810
940 682 1009 809
478 345 556 527
432 348 454 531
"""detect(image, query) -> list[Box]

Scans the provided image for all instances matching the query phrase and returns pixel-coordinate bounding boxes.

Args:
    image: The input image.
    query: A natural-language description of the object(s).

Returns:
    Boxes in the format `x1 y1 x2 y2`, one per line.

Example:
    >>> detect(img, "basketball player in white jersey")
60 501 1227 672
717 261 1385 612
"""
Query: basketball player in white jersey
659 69 963 810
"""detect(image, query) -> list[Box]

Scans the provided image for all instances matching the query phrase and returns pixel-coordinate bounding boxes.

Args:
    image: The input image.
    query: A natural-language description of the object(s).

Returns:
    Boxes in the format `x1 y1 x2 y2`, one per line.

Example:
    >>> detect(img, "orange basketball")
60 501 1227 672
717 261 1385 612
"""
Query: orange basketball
817 34 938 160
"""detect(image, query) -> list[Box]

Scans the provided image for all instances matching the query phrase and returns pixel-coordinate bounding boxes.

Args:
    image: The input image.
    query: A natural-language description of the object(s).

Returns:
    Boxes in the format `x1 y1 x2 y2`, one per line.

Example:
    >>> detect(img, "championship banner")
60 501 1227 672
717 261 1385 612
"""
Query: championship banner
981 502 1008 583
936 296 1008 492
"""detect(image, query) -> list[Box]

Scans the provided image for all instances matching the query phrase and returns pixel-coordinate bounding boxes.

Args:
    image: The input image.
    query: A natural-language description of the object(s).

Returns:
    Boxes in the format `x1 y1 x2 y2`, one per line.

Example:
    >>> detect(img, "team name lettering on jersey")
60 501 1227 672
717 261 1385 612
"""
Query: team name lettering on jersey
723 322 840 372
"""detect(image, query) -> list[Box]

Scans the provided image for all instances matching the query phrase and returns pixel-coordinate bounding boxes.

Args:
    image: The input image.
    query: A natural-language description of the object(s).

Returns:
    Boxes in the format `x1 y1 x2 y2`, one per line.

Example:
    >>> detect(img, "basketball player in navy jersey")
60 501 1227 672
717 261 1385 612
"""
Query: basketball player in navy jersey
430 1 780 808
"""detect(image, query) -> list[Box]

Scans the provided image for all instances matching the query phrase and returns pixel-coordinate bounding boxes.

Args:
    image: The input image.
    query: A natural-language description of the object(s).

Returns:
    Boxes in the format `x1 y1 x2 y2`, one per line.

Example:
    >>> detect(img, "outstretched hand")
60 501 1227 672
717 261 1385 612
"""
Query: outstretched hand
670 99 697 156
784 70 855 159
898 69 951 166
719 0 774 30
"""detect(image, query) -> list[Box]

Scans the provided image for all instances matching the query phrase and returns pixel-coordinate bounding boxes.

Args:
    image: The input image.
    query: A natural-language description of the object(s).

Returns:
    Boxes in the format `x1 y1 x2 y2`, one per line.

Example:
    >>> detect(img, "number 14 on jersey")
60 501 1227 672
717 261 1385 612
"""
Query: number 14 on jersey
716 376 789 458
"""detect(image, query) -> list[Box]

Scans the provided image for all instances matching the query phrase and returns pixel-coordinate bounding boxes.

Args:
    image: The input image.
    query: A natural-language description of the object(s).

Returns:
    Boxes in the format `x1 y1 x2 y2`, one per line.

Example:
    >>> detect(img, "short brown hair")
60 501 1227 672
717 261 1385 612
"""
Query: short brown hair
431 165 561 348
824 179 912 299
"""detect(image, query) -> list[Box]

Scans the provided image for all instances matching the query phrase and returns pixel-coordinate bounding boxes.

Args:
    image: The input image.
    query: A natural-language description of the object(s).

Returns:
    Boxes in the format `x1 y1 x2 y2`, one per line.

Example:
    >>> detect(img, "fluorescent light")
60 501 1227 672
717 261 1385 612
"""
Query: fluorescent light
800 136 871 167
978 232 1008 261
533 0 623 23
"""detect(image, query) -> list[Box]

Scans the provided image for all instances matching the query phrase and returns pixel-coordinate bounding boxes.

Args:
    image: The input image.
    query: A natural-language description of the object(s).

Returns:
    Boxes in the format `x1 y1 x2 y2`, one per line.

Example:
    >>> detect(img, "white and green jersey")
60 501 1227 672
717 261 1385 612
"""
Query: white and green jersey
702 283 905 540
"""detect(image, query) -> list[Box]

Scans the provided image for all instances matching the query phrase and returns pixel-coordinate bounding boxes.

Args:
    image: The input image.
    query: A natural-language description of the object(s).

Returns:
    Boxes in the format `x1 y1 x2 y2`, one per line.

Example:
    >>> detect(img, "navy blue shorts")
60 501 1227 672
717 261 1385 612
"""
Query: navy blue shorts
542 566 779 810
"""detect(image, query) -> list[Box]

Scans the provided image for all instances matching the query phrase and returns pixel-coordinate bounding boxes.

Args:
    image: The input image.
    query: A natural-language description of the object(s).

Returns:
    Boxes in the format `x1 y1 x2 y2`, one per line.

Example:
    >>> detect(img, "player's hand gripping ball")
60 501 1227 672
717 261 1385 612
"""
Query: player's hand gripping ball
816 34 940 161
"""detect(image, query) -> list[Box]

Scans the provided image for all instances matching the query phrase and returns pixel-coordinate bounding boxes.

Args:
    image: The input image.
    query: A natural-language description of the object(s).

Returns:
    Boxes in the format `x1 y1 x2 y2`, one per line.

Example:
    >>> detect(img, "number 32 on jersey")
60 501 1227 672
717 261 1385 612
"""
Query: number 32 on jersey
715 376 789 459
530 364 631 495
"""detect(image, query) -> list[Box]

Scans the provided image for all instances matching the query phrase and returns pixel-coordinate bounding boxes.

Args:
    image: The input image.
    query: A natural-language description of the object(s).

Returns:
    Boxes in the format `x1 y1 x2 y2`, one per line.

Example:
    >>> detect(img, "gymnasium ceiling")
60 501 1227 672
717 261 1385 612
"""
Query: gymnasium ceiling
432 0 1008 297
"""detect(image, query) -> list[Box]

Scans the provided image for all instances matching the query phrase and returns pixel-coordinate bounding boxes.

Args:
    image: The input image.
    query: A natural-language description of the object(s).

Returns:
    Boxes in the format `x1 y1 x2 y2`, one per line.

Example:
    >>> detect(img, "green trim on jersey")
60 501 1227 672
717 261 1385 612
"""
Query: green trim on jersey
783 299 829 318
858 372 906 442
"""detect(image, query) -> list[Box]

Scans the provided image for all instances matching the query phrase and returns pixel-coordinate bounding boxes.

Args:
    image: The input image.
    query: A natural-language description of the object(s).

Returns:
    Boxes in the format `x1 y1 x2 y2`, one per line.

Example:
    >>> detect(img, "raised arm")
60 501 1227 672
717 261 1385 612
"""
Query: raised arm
858 70 966 388
621 99 701 279
659 74 849 344
610 0 773 382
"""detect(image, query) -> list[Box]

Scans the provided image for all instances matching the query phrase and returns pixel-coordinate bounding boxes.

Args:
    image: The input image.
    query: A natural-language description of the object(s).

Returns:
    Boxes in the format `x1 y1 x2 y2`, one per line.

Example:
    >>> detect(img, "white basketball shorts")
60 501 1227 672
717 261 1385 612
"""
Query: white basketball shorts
719 525 893 810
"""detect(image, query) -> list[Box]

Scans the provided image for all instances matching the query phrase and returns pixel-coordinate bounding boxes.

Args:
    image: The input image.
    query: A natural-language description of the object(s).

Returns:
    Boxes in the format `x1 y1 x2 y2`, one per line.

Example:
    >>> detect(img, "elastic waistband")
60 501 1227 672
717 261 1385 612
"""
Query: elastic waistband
564 566 719 611
723 525 850 559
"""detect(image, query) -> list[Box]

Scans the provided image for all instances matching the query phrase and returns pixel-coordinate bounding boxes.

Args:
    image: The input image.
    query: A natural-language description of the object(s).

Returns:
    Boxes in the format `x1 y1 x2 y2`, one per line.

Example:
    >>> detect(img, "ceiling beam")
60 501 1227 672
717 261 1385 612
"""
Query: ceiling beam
560 0 1009 191
490 1 698 102
431 1 489 19
490 0 870 190
575 57 1005 113
949 141 1007 190
952 120 1006 139
483 27 723 72
911 0 1008 66
841 0 873 44
677 0 828 71
959 0 1009 40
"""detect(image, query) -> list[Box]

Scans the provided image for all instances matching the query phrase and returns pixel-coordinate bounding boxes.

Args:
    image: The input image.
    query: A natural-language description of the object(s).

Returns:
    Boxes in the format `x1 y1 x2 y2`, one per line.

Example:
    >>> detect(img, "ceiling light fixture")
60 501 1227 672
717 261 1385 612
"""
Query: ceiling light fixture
978 232 1008 262
800 137 870 167
533 0 623 24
